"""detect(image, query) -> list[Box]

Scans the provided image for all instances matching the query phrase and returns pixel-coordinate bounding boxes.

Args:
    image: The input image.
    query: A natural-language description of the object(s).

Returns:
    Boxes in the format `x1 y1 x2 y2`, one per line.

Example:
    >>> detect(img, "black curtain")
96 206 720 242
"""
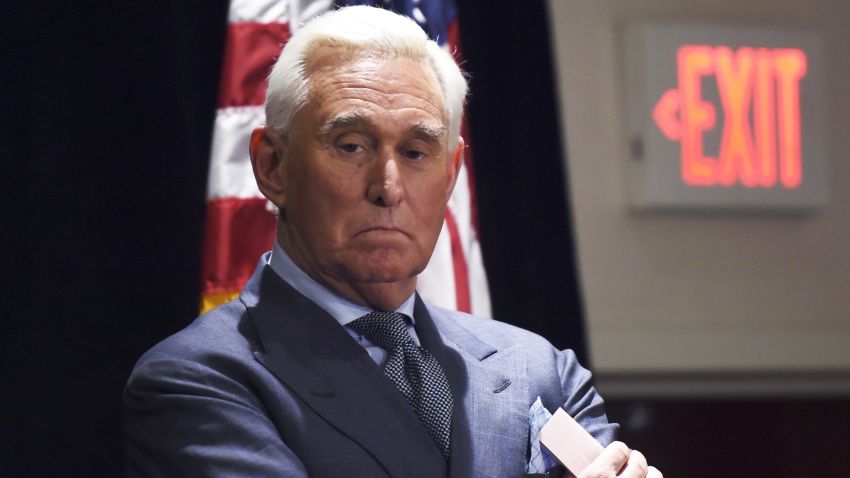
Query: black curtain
3 1 586 475
455 2 588 361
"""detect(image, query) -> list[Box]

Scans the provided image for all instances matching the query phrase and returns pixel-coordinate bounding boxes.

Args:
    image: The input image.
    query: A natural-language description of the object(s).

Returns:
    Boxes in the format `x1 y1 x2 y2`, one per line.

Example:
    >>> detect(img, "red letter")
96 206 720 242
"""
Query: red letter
753 48 777 187
678 45 717 186
716 47 757 187
774 49 807 189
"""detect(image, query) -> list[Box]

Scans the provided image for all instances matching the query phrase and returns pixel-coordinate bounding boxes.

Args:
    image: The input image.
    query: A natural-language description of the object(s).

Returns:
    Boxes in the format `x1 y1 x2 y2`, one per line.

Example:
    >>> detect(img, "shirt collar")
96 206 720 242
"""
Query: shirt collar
267 240 416 327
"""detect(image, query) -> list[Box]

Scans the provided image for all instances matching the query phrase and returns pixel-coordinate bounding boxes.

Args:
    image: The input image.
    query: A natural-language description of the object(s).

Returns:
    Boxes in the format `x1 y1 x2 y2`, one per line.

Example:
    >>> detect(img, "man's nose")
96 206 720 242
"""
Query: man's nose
366 152 404 207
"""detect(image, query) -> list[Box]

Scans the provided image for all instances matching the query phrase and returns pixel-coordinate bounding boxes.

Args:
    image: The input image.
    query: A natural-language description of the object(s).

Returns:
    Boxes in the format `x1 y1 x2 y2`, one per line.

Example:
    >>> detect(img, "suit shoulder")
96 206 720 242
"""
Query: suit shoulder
124 297 269 413
427 305 558 351
133 298 257 368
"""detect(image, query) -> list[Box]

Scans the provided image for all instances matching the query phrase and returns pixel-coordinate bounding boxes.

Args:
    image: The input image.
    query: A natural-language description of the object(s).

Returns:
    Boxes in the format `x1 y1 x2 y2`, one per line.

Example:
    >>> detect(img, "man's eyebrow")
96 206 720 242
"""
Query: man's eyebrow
317 111 369 136
411 122 447 144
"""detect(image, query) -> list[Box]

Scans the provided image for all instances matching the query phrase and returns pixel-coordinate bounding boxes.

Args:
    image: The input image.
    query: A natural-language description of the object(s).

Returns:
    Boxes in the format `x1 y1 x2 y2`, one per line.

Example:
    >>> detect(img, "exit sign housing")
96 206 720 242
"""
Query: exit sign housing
624 23 827 211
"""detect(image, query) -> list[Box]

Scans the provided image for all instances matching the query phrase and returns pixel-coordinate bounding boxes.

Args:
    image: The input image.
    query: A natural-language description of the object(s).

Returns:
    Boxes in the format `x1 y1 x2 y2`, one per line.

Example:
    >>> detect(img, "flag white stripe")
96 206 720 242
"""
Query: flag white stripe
466 236 491 317
207 106 266 200
418 221 457 311
228 0 290 23
289 0 334 31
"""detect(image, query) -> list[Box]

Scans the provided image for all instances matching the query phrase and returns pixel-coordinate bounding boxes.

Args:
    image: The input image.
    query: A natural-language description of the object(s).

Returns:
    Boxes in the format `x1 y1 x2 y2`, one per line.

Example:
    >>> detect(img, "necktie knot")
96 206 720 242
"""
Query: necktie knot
349 310 412 351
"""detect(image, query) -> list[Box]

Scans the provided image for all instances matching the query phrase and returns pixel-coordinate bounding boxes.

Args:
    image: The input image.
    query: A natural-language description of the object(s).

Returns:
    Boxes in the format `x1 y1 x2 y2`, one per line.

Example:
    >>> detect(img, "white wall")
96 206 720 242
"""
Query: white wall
547 0 850 396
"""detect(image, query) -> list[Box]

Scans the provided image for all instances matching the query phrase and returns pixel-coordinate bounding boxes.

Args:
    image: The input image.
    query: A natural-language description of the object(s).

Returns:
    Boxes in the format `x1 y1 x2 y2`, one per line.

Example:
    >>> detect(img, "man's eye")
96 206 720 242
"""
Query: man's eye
339 143 364 154
404 150 425 160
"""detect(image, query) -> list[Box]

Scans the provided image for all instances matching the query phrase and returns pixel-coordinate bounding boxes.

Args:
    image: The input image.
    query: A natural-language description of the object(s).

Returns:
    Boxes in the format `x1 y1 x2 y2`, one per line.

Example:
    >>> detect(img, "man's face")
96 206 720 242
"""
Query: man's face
276 48 461 303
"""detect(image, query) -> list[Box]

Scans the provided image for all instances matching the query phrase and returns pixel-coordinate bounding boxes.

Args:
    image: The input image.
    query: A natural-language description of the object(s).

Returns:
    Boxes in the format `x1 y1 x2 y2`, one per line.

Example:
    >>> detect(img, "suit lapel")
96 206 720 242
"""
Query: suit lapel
414 298 529 478
243 266 446 477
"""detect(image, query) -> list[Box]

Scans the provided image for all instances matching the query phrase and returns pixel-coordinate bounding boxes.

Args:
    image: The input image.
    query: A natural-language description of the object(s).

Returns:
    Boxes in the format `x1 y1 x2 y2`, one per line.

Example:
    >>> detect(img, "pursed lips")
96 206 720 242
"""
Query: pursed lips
354 225 409 239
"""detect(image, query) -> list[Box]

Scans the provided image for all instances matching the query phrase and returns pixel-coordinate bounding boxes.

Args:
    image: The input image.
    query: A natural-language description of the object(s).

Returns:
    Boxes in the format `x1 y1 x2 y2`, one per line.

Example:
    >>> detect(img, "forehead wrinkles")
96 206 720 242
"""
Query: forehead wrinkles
305 49 446 123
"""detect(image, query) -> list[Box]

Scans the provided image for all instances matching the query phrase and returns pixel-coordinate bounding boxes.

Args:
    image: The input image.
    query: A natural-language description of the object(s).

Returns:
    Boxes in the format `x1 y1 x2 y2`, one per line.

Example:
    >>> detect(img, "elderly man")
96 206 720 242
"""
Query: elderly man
123 6 660 478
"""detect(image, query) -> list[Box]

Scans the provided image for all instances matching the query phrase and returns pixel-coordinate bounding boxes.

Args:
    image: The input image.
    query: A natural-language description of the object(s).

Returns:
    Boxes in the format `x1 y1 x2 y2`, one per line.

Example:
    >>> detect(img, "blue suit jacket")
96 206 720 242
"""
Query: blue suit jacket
123 257 617 477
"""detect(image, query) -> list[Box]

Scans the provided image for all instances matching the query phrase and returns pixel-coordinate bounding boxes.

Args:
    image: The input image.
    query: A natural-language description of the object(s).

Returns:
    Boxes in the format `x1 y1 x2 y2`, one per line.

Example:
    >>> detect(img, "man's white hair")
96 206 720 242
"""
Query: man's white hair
265 5 468 150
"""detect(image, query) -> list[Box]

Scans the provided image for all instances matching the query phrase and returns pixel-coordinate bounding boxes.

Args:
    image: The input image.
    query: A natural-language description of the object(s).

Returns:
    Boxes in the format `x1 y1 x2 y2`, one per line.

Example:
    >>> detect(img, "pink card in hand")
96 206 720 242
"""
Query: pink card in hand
538 408 604 476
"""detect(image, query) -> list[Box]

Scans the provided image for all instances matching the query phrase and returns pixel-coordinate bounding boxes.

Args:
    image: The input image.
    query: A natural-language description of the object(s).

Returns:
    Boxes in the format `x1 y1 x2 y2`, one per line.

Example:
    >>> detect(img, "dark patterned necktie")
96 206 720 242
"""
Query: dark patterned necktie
350 311 453 459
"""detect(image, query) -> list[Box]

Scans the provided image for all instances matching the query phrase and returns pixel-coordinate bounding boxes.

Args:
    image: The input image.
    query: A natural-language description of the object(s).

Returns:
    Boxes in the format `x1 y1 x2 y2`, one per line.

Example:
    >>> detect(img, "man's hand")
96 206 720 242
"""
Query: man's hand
577 441 662 478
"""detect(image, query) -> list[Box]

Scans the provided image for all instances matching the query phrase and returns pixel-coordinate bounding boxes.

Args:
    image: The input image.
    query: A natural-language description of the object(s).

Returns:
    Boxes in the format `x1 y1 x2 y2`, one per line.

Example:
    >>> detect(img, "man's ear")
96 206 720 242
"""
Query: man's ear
249 127 288 209
445 136 465 199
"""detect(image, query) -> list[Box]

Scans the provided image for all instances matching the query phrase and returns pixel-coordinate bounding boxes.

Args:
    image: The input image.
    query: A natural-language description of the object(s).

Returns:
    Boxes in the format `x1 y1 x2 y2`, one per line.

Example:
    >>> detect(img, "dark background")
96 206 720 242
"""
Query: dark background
3 1 847 476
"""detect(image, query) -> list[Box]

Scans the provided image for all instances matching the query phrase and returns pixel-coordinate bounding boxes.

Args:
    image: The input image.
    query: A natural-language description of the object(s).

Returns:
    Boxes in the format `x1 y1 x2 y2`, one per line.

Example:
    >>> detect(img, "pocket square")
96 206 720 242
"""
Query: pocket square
526 396 559 474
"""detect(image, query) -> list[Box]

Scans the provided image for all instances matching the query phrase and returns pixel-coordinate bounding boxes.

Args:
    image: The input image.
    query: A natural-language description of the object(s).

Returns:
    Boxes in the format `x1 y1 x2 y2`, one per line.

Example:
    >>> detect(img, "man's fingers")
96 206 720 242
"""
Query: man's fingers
600 441 631 474
578 443 662 478
579 441 630 477
617 450 648 478
647 466 663 478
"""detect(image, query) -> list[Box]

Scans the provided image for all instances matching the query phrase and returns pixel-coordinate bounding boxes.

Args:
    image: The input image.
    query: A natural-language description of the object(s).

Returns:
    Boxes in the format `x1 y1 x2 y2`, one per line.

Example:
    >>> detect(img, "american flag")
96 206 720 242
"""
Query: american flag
200 0 491 317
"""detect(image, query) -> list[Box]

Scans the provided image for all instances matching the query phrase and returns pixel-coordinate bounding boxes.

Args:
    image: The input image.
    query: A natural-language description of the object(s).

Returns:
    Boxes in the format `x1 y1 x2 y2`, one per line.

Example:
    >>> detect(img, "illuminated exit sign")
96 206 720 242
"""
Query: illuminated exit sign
624 24 827 211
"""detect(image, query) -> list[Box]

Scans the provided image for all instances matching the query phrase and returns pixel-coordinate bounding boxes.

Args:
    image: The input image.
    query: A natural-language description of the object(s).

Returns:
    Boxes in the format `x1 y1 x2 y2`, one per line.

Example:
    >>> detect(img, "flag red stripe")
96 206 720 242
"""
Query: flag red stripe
200 197 277 294
447 19 480 236
217 22 291 109
447 18 462 62
460 117 480 234
444 208 471 312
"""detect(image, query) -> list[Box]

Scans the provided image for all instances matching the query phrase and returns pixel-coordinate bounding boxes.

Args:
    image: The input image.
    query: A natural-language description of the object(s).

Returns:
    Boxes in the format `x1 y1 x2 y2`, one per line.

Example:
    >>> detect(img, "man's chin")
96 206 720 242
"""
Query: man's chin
345 249 418 279
352 259 423 284
359 266 416 284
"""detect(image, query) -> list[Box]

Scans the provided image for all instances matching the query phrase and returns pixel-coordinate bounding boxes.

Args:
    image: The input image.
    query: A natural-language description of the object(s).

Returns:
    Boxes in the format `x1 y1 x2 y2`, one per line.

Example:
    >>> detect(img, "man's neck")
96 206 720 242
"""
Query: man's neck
343 281 416 312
